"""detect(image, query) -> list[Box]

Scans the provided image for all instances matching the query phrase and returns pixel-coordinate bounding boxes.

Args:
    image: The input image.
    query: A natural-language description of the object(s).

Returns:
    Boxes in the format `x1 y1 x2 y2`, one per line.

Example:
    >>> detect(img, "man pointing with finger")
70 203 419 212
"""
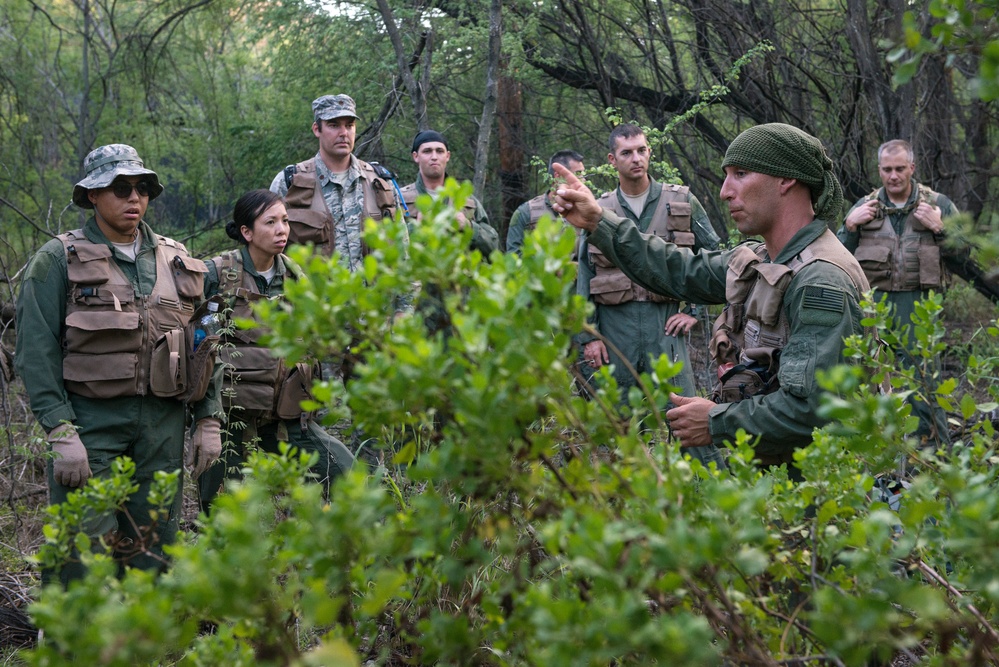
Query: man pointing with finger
554 124 868 479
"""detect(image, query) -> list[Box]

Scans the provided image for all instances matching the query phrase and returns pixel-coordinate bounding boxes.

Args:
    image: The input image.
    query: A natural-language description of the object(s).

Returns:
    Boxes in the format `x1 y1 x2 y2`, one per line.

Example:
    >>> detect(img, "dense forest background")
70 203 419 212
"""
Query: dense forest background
1 0 996 269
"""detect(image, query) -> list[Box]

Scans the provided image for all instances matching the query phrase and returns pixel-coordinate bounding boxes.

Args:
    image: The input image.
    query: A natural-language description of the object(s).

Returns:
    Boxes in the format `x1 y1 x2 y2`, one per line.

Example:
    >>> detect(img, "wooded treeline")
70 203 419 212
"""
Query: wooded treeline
1 0 995 268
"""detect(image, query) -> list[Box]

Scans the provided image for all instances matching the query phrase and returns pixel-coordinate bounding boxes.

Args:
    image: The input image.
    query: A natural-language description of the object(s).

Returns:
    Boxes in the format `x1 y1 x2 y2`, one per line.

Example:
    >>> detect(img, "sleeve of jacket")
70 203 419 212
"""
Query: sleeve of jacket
467 197 498 255
269 169 290 197
835 197 867 252
685 194 721 315
707 261 864 455
574 231 600 346
15 241 75 432
506 203 531 255
587 209 728 306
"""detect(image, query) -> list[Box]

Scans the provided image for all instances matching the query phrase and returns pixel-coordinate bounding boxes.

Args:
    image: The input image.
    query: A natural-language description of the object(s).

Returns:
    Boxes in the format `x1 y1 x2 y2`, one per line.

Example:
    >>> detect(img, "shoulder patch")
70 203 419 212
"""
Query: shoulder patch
800 285 846 326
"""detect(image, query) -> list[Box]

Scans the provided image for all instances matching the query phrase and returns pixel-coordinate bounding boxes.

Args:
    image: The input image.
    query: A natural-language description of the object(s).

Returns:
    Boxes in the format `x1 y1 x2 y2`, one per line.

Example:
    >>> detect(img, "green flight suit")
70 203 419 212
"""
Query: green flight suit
576 180 722 465
837 180 958 443
588 211 865 468
197 247 354 513
15 218 223 586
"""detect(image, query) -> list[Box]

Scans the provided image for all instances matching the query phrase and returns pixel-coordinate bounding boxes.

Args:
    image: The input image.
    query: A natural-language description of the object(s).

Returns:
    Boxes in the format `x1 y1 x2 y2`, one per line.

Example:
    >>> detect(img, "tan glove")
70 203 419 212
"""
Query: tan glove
48 424 92 488
187 418 222 479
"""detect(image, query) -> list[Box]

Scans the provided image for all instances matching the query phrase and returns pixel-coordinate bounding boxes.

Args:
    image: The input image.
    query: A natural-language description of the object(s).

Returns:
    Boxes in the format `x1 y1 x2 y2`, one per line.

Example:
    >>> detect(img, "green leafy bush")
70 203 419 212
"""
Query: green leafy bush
23 185 999 666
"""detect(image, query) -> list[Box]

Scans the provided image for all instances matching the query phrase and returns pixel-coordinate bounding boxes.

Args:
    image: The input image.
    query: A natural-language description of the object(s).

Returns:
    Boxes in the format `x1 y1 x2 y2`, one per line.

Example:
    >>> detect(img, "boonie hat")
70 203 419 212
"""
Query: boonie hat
313 94 359 123
72 144 163 209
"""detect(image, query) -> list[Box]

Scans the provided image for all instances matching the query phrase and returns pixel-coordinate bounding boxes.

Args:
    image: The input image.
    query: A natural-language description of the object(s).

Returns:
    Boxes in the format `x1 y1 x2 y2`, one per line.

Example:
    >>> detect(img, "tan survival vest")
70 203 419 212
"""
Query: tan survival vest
399 181 478 223
588 185 694 305
709 229 869 465
853 184 948 292
525 195 553 231
211 250 317 421
60 230 209 401
283 158 398 257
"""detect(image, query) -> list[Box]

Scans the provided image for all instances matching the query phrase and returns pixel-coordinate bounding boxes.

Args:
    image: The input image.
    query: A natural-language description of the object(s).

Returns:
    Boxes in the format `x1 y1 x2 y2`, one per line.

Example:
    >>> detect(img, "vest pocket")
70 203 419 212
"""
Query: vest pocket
287 210 330 246
589 272 634 305
917 245 942 288
64 310 141 354
171 255 208 299
274 361 318 420
670 231 696 247
149 329 187 398
854 244 892 289
63 352 137 399
744 264 792 327
221 346 281 415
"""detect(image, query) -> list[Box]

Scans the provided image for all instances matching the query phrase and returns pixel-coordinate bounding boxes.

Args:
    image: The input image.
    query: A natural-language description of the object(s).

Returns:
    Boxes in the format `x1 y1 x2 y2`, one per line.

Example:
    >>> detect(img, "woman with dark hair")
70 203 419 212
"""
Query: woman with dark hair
198 189 354 513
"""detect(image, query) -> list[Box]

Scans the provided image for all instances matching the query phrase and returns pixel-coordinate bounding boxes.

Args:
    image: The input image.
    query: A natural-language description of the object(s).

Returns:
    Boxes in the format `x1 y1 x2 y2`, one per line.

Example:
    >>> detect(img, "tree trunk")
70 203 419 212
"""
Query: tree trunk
473 0 502 199
497 58 524 250
374 0 428 130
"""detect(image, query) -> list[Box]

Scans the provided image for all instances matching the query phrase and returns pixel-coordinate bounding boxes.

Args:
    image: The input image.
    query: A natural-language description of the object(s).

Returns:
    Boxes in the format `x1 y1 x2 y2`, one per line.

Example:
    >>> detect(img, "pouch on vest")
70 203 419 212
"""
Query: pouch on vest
854 244 892 289
221 346 282 415
589 272 634 306
64 309 141 354
713 348 779 403
150 328 187 398
63 352 138 399
65 242 113 285
287 211 329 247
862 213 886 231
370 178 395 219
744 264 792 327
171 255 208 300
917 245 942 288
725 246 762 303
588 245 618 269
274 360 319 420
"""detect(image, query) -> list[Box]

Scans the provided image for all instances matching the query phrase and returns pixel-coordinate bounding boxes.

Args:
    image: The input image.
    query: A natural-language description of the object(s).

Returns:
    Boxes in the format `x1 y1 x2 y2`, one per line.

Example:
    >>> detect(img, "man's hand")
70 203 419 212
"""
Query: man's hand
913 202 944 234
665 313 698 336
48 424 92 488
583 340 610 368
844 199 879 232
455 210 469 230
187 418 222 479
551 162 603 232
666 392 714 448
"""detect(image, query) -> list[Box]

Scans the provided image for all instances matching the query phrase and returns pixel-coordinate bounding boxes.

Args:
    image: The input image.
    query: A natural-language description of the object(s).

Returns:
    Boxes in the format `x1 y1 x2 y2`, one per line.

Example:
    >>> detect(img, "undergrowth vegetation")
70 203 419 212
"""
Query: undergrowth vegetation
8 185 999 666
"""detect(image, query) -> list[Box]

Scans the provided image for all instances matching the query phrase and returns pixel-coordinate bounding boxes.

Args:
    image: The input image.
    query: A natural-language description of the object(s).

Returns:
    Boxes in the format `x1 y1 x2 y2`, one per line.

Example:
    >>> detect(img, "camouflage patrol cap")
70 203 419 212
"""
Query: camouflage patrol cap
312 94 359 123
72 144 163 209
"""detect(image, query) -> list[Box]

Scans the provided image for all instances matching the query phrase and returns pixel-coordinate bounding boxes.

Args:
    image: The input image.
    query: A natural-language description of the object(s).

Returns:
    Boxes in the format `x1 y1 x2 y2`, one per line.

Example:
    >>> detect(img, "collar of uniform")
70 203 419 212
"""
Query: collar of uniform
239 245 287 280
772 216 829 265
84 217 156 251
314 152 361 187
877 178 920 209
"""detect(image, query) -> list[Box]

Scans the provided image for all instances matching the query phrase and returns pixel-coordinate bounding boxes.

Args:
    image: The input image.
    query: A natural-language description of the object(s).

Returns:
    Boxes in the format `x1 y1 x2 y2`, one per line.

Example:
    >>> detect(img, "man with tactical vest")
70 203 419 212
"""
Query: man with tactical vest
553 124 869 480
576 124 722 467
837 139 959 445
269 94 405 269
506 149 585 256
400 129 498 256
15 144 223 585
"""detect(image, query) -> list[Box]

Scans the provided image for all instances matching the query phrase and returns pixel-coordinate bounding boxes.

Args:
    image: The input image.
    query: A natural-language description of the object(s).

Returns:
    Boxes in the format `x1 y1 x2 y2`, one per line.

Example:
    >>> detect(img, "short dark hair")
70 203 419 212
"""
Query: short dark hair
547 149 585 176
608 124 646 153
227 189 283 244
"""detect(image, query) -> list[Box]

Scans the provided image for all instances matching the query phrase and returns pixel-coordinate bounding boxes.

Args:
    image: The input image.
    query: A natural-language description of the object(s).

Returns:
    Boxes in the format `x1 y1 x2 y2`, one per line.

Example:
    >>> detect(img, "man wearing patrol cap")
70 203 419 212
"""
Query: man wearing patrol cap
270 94 403 269
16 143 223 585
400 129 497 256
552 123 869 479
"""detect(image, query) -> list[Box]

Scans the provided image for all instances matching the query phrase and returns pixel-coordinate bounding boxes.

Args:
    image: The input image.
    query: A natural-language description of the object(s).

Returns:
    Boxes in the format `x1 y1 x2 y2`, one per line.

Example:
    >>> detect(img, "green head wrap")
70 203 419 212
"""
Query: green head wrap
721 123 843 222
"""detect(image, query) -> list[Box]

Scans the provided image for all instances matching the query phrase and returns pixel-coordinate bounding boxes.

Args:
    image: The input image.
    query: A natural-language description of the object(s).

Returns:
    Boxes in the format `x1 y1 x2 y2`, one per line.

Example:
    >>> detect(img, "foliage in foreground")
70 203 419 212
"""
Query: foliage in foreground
22 187 999 666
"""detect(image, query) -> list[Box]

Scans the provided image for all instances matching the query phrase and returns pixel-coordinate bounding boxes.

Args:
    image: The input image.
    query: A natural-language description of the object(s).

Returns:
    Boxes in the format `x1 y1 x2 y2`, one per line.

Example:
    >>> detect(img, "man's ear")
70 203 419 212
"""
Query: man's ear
87 189 99 206
312 121 321 138
778 177 798 196
412 152 419 163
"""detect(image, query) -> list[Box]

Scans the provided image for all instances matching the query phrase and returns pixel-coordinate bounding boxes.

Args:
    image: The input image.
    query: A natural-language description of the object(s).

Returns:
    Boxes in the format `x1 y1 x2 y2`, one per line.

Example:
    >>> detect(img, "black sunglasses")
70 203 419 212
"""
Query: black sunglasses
108 180 153 199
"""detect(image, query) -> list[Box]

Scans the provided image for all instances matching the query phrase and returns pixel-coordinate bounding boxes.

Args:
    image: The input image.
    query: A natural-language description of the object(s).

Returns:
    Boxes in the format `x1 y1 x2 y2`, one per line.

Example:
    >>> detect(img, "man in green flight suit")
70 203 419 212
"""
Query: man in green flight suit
576 123 722 467
837 139 960 446
506 149 585 256
16 144 223 586
400 129 498 256
554 124 869 480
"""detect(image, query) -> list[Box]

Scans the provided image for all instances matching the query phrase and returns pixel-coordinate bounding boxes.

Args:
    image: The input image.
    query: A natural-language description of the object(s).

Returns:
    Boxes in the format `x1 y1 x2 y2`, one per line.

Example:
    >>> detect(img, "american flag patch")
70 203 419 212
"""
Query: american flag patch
802 286 844 313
